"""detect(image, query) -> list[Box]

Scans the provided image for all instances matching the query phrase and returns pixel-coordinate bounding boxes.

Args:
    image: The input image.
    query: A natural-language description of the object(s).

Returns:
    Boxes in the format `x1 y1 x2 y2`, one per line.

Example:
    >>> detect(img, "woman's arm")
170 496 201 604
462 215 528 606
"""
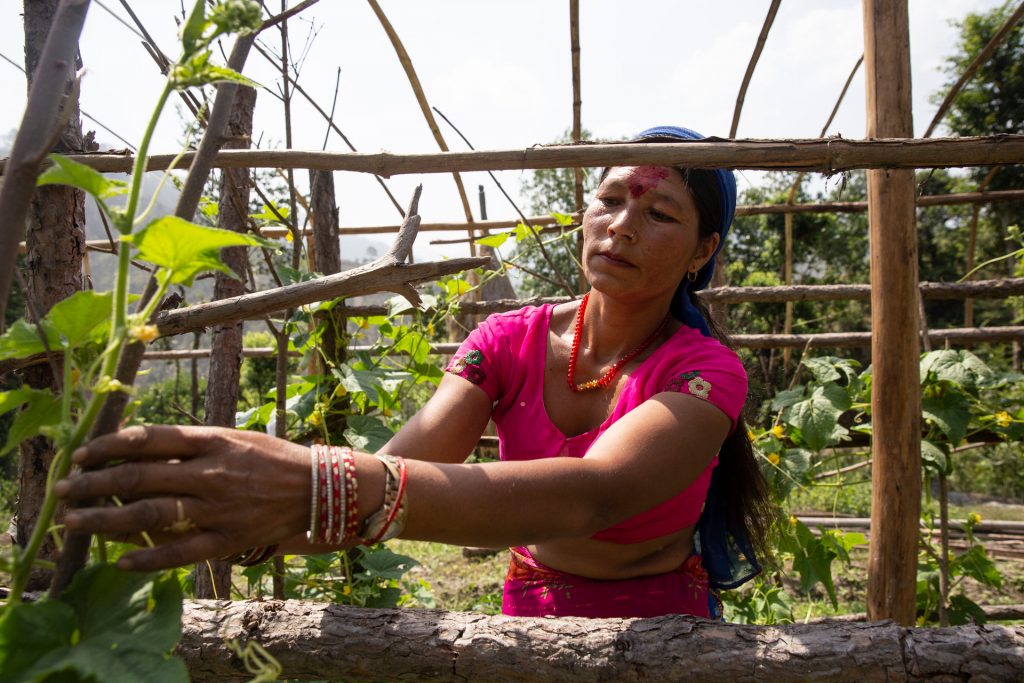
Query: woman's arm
378 373 493 464
56 391 728 571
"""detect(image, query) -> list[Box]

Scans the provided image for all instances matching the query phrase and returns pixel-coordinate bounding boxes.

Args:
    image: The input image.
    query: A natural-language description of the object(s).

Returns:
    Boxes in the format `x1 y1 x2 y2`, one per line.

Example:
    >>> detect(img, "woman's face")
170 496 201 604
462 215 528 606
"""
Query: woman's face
581 166 719 306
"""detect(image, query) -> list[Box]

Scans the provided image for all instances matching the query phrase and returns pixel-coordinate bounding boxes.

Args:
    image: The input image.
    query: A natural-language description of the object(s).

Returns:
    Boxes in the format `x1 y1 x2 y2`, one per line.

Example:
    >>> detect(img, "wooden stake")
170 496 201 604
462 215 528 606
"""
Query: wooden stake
863 0 921 626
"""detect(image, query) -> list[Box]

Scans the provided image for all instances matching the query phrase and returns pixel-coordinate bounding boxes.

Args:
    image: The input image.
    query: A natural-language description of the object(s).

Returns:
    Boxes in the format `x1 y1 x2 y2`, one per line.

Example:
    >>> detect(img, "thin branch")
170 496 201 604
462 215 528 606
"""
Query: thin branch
258 0 321 33
729 0 782 138
321 66 341 151
250 40 405 216
432 106 578 297
365 0 475 227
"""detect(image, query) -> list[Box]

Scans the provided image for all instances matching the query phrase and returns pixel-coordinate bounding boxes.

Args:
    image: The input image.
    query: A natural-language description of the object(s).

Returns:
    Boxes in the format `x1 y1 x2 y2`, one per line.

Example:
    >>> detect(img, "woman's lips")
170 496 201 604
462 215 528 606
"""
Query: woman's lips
597 251 634 267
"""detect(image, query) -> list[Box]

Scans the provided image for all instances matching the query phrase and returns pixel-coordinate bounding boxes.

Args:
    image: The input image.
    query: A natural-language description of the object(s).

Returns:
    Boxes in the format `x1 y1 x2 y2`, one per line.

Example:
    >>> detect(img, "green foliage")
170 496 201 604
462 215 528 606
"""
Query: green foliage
0 290 119 361
0 387 62 457
123 216 274 286
721 580 794 625
0 564 186 683
240 546 433 609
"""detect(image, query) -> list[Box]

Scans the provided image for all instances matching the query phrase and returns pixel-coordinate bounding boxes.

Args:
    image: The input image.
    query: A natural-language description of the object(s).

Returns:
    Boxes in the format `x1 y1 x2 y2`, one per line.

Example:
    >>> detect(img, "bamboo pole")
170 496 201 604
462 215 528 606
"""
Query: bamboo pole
730 0 782 138
863 0 921 626
365 0 476 254
18 135 1024 176
923 1 1024 138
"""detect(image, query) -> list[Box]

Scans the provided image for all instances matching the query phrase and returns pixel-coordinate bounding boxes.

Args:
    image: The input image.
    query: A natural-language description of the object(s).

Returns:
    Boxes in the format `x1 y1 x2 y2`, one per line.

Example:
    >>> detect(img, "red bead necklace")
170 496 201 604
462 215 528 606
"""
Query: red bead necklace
566 293 670 392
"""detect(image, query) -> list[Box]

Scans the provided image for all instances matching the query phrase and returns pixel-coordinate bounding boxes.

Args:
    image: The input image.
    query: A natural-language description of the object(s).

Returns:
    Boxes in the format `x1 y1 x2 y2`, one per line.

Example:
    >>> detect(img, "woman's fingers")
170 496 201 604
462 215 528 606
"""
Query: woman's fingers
64 496 201 537
55 461 201 502
115 532 239 572
72 425 223 467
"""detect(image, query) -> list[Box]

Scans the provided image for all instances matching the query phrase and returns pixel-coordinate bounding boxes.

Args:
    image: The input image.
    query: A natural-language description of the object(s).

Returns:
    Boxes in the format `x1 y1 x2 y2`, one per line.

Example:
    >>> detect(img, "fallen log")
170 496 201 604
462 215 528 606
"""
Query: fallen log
179 600 1024 682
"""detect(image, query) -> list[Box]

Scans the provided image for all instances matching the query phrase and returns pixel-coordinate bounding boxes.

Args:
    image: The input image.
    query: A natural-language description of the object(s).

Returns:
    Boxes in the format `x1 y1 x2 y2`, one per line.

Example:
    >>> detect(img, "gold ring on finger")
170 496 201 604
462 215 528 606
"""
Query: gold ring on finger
163 498 197 535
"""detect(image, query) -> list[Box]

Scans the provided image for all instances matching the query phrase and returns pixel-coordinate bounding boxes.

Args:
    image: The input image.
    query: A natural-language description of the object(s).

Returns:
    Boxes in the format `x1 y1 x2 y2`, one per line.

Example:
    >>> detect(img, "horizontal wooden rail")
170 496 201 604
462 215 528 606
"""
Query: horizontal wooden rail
6 135 1023 177
733 326 1024 348
330 279 1024 314
136 323 1024 362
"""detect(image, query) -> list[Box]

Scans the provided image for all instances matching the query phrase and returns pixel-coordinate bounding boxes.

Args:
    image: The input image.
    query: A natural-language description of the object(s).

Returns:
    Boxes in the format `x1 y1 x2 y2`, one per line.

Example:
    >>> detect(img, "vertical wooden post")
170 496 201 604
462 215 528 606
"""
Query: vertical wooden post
195 85 257 600
863 0 921 625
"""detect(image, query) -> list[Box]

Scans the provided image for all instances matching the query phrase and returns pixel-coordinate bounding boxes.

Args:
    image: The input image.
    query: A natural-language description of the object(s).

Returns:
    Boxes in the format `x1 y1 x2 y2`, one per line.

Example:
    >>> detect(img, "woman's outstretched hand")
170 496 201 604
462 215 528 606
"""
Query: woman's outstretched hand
54 425 311 572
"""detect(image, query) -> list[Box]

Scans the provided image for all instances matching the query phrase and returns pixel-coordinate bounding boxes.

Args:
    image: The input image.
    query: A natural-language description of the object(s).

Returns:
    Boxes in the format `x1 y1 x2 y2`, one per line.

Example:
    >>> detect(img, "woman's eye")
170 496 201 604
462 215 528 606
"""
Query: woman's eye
598 196 622 207
650 209 676 222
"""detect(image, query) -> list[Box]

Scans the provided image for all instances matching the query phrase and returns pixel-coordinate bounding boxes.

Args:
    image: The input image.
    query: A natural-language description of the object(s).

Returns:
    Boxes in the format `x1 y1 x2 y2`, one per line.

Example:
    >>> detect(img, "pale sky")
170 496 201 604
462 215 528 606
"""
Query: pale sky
0 0 1005 260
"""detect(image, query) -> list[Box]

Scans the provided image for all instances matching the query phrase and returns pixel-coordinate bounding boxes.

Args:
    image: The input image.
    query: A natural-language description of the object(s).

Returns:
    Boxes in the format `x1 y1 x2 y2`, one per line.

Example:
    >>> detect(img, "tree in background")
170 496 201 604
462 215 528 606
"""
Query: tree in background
938 1 1024 272
516 129 598 297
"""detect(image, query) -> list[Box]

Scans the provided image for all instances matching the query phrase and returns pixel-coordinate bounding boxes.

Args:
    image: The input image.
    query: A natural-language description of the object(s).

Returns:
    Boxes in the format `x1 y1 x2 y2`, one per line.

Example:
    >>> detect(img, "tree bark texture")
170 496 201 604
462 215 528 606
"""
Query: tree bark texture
308 169 347 438
195 86 257 600
16 0 87 591
863 0 921 626
178 600 1024 682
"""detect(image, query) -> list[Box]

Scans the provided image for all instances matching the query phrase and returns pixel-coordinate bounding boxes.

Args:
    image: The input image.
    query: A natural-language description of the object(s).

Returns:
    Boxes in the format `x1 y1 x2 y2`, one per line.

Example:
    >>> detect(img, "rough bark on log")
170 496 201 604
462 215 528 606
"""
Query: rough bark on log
152 257 489 338
178 600 1024 682
14 134 1024 177
196 85 257 600
16 0 88 591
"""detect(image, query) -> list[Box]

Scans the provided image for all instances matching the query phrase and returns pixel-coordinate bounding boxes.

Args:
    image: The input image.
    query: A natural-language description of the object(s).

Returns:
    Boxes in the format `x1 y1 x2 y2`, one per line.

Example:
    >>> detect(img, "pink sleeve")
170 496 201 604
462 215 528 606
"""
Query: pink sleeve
443 315 506 402
660 346 748 429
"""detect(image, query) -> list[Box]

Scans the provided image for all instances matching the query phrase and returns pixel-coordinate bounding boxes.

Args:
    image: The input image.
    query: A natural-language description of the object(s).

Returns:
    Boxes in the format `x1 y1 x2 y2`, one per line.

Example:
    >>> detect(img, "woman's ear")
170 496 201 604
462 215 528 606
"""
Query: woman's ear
693 233 721 271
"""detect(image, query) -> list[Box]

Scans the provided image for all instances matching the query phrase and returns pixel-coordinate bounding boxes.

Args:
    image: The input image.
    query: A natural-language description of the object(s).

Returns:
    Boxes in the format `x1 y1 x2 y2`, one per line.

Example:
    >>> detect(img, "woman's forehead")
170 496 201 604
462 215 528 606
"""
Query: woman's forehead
603 166 690 200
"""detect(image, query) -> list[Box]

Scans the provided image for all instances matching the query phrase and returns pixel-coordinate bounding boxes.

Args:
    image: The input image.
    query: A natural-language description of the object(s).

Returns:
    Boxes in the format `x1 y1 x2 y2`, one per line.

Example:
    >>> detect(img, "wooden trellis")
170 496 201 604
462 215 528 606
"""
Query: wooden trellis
2 0 1024 660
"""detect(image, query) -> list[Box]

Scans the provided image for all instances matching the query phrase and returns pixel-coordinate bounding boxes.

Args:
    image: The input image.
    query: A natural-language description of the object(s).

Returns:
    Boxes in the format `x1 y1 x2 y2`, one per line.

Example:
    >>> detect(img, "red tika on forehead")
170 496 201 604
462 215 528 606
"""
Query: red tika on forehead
625 166 670 198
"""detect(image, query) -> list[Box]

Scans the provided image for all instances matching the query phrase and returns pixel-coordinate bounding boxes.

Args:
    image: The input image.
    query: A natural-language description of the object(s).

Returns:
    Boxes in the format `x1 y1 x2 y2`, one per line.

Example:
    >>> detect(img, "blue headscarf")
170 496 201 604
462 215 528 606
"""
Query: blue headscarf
636 126 760 599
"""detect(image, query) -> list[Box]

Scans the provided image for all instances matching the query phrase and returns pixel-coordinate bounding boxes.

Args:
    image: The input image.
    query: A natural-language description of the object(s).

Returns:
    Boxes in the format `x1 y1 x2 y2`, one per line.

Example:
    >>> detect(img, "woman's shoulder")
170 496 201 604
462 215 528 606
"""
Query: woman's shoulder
481 303 556 333
661 325 745 371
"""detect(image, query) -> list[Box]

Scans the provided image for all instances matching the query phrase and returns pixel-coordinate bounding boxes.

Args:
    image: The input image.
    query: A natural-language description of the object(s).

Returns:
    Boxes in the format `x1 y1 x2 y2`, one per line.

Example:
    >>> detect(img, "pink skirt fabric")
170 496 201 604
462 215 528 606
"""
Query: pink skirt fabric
502 546 713 619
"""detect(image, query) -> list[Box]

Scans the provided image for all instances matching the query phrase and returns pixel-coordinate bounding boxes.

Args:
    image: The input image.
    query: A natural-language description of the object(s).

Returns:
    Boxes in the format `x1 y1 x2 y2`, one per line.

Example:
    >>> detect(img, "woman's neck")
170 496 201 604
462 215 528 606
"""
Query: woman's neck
578 290 675 363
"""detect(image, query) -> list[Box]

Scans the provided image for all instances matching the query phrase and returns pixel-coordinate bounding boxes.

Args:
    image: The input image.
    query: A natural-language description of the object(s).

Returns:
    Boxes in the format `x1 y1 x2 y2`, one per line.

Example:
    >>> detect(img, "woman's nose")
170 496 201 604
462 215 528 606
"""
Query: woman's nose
607 206 638 240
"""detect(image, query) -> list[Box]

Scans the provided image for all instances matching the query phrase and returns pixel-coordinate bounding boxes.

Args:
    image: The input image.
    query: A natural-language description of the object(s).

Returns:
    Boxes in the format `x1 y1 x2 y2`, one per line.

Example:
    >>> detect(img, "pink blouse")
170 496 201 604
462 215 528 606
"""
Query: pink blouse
445 304 747 544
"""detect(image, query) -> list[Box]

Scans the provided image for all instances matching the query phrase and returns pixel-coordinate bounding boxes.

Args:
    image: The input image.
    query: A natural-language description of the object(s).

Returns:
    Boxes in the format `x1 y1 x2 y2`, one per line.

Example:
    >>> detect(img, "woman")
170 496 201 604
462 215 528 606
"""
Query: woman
56 125 774 619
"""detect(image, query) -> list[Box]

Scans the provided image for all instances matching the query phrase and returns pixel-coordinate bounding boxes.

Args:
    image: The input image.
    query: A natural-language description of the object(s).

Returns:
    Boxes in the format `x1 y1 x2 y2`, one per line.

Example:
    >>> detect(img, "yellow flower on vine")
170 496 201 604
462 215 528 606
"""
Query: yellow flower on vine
789 515 798 528
746 430 756 442
129 324 159 344
967 512 982 526
995 411 1013 428
767 452 781 466
771 425 785 439
308 410 323 427
342 584 351 596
